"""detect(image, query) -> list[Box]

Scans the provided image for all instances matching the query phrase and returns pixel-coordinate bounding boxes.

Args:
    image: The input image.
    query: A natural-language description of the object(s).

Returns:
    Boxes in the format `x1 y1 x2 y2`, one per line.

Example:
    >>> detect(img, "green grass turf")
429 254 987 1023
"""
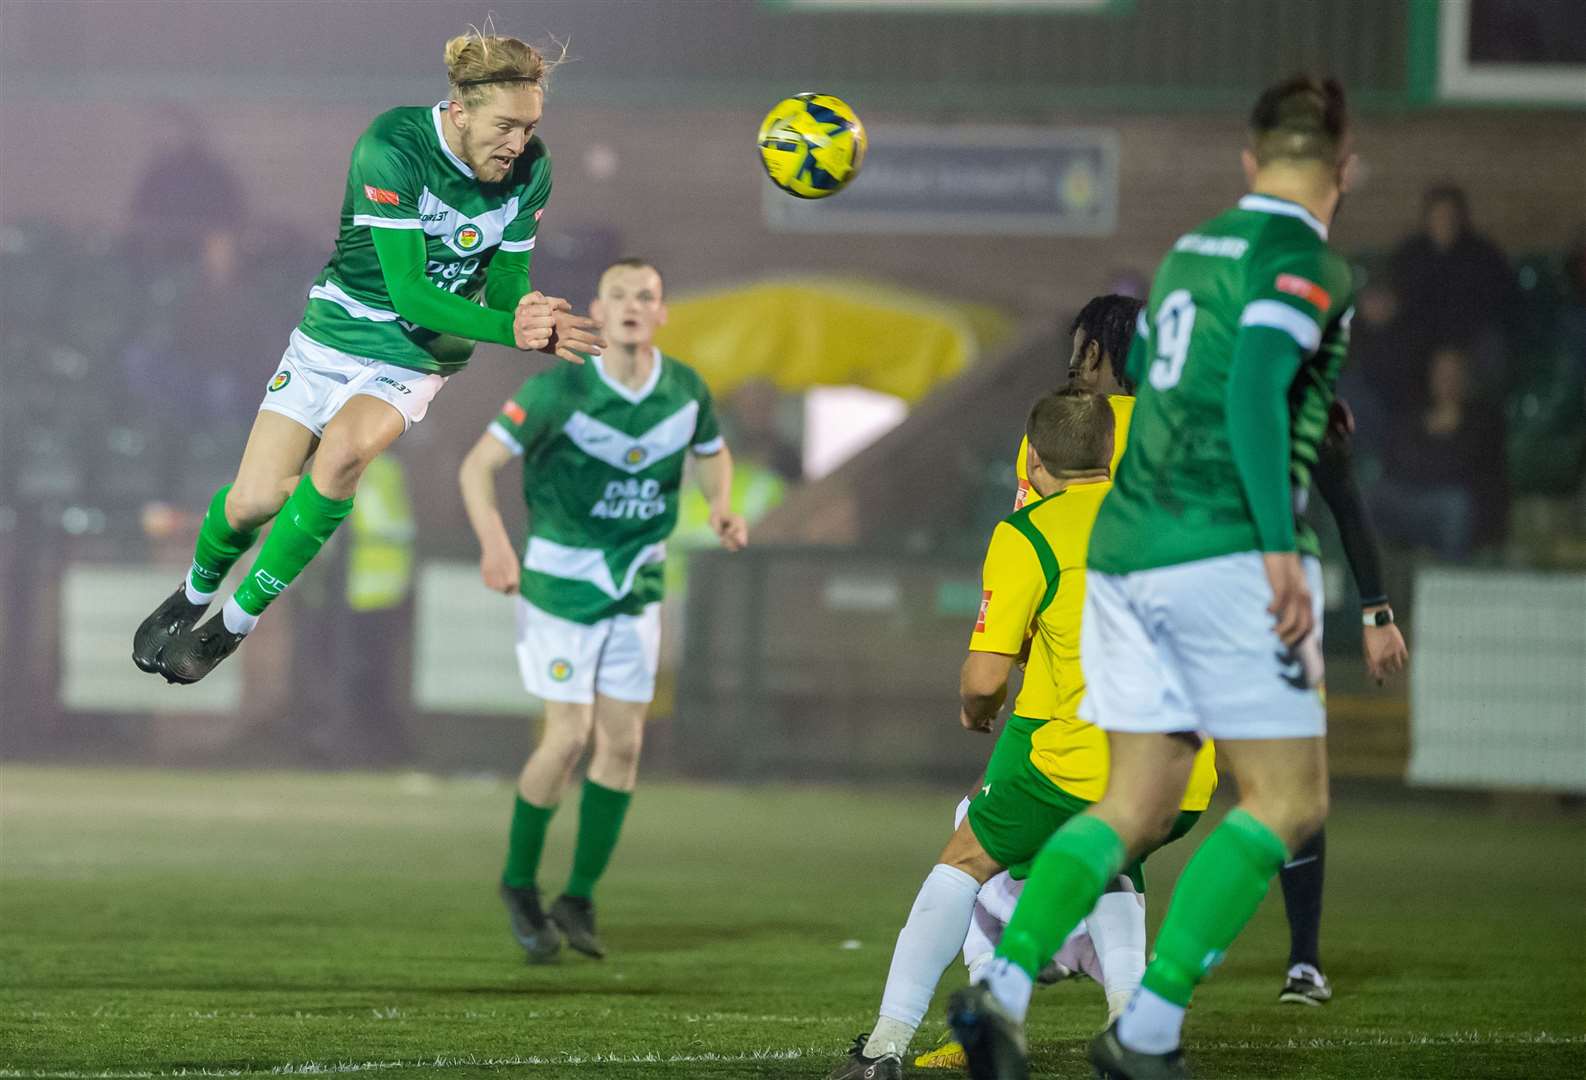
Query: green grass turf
1 767 1582 1079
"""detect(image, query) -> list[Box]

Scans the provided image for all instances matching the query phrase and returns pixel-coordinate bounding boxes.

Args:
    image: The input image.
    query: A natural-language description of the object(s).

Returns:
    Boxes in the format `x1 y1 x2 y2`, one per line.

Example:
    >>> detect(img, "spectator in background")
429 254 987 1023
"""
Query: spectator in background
1390 184 1518 389
1334 278 1413 462
1371 347 1507 563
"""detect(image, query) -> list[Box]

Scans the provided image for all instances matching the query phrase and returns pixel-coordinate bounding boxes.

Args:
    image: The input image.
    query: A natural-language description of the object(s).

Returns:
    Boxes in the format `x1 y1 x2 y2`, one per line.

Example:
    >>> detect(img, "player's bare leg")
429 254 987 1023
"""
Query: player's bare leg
1091 737 1327 1078
161 397 402 684
549 695 646 958
133 410 316 673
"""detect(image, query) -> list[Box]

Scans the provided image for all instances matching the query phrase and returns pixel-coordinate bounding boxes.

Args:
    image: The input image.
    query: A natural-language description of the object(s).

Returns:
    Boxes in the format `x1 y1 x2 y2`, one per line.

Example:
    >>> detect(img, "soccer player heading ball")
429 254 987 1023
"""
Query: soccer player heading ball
459 258 748 963
948 75 1362 1080
133 26 604 682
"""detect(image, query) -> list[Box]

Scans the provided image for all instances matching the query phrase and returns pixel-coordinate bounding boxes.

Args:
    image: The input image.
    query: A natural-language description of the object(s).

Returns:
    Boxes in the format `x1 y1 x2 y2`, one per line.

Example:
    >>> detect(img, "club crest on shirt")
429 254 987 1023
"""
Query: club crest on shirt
453 223 482 251
624 446 647 467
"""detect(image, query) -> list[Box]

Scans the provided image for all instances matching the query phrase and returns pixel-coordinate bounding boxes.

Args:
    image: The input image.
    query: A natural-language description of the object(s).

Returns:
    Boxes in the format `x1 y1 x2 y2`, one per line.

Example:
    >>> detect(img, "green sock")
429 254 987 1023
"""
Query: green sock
995 814 1126 980
565 779 632 899
231 476 353 617
188 486 259 596
502 796 558 889
1140 808 1290 1006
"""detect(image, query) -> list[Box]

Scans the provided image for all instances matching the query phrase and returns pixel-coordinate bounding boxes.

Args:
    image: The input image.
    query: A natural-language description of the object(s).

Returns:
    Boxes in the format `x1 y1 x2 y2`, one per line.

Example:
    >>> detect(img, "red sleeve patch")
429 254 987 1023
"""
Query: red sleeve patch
1276 274 1332 312
975 590 992 634
501 400 527 425
363 184 401 206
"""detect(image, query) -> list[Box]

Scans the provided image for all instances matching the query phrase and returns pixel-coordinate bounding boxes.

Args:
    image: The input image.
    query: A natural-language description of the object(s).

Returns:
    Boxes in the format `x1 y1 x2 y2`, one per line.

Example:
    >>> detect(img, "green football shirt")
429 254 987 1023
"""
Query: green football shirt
489 351 724 624
297 102 551 374
1091 194 1355 574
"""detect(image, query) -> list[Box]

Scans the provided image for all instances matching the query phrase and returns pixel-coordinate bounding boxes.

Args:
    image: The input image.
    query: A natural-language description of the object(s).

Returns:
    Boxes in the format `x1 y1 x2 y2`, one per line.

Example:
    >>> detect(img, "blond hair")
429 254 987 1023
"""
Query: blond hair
444 22 561 108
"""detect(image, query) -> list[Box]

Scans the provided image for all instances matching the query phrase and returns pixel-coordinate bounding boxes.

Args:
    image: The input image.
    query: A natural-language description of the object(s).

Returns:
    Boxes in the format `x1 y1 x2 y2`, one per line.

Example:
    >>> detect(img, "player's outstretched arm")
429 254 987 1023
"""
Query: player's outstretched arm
1312 400 1407 683
692 443 748 552
458 433 521 594
371 228 519 347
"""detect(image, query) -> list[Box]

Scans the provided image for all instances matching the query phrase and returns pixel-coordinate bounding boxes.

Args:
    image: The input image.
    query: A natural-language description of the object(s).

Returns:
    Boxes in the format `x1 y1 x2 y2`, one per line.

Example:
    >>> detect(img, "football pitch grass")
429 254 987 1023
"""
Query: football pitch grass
1 767 1582 1079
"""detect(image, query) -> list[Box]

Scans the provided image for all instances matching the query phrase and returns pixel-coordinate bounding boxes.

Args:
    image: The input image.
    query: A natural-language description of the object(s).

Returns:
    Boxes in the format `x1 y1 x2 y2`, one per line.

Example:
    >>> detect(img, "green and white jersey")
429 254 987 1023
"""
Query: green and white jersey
489 351 724 624
1091 194 1355 574
297 102 551 375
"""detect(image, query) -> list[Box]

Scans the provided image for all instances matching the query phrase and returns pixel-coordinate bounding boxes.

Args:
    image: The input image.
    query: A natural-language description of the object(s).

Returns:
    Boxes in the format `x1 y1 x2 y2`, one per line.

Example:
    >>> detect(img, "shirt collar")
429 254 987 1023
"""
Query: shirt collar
1239 194 1328 241
592 348 664 405
431 101 476 179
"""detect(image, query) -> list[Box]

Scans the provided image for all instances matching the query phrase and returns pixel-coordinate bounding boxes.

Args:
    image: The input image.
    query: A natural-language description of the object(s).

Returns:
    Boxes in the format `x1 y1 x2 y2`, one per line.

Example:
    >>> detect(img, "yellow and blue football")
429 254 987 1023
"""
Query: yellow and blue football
757 92 867 199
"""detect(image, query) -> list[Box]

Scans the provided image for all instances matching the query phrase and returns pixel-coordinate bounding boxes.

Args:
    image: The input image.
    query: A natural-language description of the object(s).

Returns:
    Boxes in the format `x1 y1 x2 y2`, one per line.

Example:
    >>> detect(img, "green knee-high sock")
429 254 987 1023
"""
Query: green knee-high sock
995 814 1127 980
502 796 558 889
188 486 259 596
1140 808 1290 1006
231 476 354 617
565 779 632 899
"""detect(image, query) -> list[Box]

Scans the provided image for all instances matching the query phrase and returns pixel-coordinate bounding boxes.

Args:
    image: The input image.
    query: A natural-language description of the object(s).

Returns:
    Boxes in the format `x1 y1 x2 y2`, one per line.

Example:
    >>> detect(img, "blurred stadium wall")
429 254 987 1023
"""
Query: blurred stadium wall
1 0 1582 790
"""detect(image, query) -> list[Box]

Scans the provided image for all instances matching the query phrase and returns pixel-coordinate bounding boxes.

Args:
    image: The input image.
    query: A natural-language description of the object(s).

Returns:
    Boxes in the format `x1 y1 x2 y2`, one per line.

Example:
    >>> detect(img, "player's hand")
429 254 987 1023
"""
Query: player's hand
1362 619 1408 686
513 291 564 352
710 508 749 552
480 544 520 594
960 706 993 734
547 306 605 365
1262 551 1315 648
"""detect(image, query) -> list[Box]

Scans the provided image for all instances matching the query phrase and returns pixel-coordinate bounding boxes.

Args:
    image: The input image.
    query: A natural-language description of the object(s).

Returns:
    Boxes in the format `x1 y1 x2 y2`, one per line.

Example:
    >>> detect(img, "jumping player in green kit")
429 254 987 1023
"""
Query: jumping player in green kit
947 76 1358 1080
132 27 603 683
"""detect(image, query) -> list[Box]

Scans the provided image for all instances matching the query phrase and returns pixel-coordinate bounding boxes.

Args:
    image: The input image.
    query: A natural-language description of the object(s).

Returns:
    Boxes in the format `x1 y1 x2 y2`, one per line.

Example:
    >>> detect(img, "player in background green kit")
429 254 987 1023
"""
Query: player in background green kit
948 77 1361 1080
132 27 603 684
458 258 747 963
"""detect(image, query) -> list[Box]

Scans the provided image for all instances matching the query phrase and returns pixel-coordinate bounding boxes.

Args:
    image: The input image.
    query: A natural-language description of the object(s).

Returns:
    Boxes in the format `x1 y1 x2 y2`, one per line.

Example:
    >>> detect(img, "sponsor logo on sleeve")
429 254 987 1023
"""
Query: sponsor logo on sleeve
975 590 992 634
1013 480 1030 510
502 400 527 425
363 184 401 206
1275 274 1332 312
534 208 545 222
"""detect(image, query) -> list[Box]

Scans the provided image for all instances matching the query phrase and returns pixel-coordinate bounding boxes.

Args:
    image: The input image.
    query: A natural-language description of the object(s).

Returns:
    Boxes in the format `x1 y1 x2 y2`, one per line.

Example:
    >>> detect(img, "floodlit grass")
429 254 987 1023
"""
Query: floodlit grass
1 767 1581 1078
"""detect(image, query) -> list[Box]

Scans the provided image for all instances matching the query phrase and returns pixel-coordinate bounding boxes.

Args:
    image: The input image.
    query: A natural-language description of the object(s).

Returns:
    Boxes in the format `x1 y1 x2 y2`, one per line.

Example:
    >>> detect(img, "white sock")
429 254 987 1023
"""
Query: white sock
1116 986 1185 1054
962 901 999 976
864 863 981 1058
1086 884 1147 1022
184 577 217 608
221 596 258 636
978 955 1034 1023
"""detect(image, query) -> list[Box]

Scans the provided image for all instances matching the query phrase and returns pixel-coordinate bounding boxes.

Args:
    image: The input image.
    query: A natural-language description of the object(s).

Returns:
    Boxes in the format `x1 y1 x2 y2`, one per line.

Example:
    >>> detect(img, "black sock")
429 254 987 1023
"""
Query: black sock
1279 827 1326 970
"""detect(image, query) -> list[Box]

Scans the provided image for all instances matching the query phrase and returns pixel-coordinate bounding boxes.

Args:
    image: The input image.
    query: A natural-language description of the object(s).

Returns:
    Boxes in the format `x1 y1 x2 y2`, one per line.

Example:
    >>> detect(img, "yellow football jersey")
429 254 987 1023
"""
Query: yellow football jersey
973 461 1216 809
1014 394 1134 510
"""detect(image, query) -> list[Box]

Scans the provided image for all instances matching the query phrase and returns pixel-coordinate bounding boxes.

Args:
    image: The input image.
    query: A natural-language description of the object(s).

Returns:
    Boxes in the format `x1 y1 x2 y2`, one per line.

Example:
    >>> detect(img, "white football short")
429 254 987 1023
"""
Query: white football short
257 329 448 437
514 598 663 705
1079 552 1326 741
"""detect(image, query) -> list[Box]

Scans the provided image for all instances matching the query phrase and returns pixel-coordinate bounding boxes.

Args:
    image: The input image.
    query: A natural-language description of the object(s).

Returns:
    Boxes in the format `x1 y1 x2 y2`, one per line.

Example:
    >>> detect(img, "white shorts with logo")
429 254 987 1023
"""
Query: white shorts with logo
1079 552 1326 741
514 598 663 705
258 329 448 437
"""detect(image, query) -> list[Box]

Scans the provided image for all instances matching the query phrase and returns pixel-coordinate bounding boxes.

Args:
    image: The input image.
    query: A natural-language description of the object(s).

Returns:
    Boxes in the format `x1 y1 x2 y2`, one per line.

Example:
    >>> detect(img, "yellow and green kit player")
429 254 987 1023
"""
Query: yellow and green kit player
949 76 1364 1080
826 389 1218 1080
132 27 603 684
458 258 747 963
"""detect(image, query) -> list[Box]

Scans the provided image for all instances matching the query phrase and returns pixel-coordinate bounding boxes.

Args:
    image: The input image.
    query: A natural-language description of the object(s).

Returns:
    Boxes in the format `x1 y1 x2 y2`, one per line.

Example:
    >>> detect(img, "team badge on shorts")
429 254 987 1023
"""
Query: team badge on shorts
548 659 574 683
268 371 291 392
453 223 482 251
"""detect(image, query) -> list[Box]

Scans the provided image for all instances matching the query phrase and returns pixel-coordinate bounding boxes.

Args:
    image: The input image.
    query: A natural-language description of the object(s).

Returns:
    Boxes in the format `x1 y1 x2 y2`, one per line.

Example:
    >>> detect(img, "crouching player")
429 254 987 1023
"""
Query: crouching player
826 389 1216 1080
458 258 747 962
